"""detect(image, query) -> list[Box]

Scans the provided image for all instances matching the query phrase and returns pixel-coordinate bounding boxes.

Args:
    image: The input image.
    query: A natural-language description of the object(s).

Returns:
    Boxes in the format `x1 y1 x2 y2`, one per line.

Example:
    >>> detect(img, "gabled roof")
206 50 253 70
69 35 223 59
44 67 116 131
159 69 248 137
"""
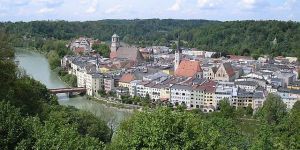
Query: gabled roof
119 73 135 83
175 60 202 77
222 63 235 77
74 47 85 54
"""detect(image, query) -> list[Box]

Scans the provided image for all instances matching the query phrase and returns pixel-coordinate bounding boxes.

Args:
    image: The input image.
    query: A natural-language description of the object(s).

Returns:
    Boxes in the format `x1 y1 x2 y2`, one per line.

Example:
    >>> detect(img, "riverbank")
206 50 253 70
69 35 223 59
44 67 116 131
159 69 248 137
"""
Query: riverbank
15 48 132 125
15 47 138 111
88 96 141 111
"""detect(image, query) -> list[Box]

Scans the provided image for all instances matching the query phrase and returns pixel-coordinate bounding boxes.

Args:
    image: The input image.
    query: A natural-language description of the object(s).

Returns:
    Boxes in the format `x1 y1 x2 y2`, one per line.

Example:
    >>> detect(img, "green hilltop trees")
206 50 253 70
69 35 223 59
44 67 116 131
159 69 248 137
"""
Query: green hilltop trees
2 20 300 59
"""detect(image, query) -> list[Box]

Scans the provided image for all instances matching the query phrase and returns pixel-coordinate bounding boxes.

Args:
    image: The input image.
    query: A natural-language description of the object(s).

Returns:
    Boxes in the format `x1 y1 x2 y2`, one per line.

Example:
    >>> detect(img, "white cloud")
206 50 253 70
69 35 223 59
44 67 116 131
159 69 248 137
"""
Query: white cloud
14 0 30 6
105 5 122 14
168 0 182 11
239 0 268 10
31 0 64 8
282 0 299 10
37 7 54 13
197 0 223 9
85 0 98 14
240 0 256 9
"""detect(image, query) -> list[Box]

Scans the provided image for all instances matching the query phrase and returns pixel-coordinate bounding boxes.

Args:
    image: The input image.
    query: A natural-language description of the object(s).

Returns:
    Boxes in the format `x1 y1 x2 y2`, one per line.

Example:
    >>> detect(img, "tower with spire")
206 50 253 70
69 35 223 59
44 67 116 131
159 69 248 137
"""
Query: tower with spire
174 35 181 71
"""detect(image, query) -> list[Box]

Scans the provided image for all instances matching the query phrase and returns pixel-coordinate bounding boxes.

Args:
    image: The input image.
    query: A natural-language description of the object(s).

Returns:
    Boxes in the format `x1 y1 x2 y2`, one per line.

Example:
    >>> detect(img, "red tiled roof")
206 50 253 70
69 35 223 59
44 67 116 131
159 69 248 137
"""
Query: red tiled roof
110 51 117 59
228 55 253 60
175 60 202 77
193 80 216 93
74 47 85 54
119 73 135 83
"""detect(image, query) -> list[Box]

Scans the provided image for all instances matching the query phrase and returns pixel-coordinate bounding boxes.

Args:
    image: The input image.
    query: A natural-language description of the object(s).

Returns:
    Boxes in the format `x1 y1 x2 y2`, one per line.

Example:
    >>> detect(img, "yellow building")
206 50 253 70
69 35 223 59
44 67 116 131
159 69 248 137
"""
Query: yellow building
99 66 110 73
162 69 174 75
160 86 170 101
119 73 135 88
287 81 300 90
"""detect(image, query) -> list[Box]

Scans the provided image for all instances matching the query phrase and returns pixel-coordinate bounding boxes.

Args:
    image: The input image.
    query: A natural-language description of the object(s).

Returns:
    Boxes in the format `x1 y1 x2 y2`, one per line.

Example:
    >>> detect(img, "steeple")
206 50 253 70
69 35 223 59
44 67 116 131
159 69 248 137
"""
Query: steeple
174 34 181 71
111 33 120 52
176 35 181 52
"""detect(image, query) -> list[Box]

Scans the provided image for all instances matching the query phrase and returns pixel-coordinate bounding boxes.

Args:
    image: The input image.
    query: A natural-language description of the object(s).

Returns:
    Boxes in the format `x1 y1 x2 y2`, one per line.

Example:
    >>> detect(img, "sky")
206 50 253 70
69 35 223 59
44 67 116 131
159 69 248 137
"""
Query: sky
0 0 299 22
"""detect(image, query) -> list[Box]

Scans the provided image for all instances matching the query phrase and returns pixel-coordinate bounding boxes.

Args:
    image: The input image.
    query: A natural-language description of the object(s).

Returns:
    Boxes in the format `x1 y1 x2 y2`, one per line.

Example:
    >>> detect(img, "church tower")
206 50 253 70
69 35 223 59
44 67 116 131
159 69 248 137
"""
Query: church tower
111 33 120 52
174 35 181 71
110 33 120 59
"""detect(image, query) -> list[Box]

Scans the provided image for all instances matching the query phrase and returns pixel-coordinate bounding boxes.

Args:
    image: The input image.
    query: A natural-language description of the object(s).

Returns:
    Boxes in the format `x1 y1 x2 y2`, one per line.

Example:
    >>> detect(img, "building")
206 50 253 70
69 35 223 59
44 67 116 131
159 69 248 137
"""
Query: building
86 73 103 96
235 81 258 92
110 34 144 63
119 73 135 88
104 76 115 92
170 84 192 107
214 63 236 82
175 60 203 78
202 64 217 80
277 88 300 109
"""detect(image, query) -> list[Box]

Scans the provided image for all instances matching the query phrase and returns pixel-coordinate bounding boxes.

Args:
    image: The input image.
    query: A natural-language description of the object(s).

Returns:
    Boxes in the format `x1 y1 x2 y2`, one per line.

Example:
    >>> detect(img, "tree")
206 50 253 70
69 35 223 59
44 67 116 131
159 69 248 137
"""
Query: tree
92 44 110 58
0 60 16 99
256 94 287 124
98 89 107 97
31 119 104 150
245 105 253 116
219 99 235 118
110 108 246 149
6 76 57 115
0 102 28 149
235 106 246 118
47 50 60 70
44 105 111 143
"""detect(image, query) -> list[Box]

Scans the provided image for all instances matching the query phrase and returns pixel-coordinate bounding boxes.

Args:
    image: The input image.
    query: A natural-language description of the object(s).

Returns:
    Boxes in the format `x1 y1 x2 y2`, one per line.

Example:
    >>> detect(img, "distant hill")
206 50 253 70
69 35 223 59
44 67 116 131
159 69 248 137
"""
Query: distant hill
1 19 299 59
178 20 300 58
0 19 215 41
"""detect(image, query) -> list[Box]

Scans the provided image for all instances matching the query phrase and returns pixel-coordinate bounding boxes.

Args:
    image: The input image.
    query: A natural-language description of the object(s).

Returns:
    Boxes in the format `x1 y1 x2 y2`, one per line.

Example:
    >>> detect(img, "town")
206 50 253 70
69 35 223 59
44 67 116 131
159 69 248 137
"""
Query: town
61 34 300 112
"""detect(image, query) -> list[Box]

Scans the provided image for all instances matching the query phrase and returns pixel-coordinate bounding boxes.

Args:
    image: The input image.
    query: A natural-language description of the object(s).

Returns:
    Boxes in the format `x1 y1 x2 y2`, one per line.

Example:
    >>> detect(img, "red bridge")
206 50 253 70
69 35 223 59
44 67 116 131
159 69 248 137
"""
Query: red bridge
49 87 86 94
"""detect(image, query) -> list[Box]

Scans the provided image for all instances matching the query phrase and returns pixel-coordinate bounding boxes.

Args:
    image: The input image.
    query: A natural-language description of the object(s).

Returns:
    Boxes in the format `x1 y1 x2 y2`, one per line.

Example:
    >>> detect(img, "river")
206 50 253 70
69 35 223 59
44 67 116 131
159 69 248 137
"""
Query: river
15 48 131 127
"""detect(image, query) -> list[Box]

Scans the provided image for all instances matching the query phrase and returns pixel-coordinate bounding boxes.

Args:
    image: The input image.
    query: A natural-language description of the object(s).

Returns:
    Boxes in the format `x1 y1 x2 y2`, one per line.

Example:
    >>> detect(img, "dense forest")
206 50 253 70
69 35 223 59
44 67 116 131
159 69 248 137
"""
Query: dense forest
1 19 299 59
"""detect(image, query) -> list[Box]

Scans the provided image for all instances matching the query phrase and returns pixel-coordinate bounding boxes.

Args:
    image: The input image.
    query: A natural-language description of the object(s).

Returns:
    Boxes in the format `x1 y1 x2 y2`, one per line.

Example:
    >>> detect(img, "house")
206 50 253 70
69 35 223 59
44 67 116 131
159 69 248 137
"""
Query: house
214 63 236 82
287 81 300 90
253 91 266 110
170 84 192 107
86 73 103 96
104 76 115 92
202 64 217 80
235 81 258 92
277 88 300 109
119 73 135 88
215 84 236 109
235 89 254 109
115 87 129 99
275 71 296 87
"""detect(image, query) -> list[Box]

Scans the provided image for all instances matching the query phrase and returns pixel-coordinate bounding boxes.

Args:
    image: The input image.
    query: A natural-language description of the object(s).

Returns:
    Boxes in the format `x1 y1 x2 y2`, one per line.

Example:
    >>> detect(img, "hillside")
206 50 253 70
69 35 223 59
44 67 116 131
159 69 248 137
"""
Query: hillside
179 20 300 58
1 19 299 58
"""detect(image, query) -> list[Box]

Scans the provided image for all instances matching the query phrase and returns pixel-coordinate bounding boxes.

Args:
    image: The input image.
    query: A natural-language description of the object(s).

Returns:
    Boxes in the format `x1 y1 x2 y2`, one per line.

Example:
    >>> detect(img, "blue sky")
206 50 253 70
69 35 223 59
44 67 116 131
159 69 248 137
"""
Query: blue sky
0 0 299 21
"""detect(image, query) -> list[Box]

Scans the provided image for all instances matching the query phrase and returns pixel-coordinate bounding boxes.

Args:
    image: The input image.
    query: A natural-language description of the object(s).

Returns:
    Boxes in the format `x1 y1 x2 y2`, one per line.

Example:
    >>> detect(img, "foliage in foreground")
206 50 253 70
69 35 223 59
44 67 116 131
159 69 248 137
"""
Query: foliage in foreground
0 31 110 149
110 96 300 149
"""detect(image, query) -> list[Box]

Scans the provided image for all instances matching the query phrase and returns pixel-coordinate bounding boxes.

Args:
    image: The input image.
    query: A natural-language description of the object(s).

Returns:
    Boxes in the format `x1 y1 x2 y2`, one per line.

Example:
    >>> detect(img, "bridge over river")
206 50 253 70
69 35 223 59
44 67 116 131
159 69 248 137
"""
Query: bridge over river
49 87 86 94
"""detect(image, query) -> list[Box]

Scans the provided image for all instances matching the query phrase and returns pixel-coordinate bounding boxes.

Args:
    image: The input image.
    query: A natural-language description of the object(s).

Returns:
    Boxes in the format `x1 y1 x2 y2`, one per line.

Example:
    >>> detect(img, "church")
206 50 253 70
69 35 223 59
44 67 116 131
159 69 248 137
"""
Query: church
174 37 203 78
109 34 144 63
